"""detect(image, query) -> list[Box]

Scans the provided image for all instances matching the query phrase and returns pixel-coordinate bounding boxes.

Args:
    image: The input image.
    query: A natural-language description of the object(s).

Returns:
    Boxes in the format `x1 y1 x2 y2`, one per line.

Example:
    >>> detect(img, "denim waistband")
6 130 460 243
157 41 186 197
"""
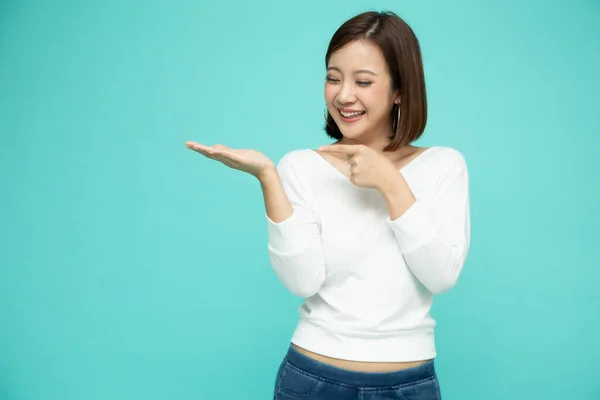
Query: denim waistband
284 344 436 387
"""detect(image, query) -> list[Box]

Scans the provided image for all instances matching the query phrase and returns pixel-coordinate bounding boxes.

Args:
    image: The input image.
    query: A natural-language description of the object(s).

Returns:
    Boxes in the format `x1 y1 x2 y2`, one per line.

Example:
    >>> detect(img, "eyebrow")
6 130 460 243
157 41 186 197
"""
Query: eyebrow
327 66 378 76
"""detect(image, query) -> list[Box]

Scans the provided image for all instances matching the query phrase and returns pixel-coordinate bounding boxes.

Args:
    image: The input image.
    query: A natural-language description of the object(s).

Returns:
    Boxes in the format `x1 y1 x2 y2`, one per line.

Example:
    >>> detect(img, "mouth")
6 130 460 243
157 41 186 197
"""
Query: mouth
338 108 366 123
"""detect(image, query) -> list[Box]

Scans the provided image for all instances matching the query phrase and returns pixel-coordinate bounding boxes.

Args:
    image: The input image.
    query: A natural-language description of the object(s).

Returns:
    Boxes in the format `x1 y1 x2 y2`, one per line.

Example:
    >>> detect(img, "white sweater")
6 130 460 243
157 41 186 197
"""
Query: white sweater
266 146 470 362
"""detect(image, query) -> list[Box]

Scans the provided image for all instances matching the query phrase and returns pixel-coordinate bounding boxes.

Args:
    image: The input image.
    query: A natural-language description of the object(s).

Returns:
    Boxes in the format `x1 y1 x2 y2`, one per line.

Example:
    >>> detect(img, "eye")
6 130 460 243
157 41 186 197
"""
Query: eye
356 80 372 86
326 76 339 83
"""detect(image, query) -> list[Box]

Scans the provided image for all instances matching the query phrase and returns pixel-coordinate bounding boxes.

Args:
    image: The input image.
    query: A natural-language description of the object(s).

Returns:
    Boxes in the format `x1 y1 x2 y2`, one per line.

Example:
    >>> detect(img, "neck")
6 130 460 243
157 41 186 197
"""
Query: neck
336 128 414 159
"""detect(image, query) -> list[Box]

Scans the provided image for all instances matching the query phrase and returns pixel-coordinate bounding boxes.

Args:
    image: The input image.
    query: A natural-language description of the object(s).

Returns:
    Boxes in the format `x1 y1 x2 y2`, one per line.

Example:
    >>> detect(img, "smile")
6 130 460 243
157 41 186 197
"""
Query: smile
338 109 365 122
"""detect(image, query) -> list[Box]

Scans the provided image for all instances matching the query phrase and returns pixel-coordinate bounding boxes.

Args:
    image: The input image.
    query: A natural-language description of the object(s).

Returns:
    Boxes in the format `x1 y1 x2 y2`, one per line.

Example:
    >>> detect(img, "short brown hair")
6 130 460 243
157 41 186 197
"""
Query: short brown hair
324 11 427 152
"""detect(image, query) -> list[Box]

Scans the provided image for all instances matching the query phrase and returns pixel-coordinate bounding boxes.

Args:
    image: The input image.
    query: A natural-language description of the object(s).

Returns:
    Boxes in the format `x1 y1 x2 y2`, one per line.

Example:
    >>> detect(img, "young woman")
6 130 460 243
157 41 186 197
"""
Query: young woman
186 10 470 400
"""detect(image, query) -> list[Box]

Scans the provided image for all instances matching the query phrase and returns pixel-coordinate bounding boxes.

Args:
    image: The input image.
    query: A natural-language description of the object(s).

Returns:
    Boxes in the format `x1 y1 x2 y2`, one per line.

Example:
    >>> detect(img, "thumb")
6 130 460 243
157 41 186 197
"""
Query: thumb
213 144 230 150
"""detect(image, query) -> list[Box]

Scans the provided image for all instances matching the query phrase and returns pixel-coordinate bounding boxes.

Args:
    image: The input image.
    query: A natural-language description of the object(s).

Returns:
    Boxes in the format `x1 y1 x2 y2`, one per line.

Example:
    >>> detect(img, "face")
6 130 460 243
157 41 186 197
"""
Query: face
325 39 400 144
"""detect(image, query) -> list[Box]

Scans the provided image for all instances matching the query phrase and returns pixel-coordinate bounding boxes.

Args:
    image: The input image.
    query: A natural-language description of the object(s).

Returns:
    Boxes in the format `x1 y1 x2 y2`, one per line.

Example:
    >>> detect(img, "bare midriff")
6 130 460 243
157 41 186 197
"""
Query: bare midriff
291 344 430 373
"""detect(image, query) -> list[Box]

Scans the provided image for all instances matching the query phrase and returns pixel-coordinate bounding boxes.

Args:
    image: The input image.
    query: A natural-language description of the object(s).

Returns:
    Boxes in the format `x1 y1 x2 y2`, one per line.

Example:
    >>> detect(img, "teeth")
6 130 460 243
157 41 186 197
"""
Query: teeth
340 110 365 117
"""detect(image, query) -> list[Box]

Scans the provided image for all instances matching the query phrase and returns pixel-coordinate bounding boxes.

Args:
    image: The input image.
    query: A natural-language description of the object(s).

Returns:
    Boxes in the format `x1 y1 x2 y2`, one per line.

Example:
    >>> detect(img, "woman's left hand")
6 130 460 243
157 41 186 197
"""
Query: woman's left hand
318 144 402 192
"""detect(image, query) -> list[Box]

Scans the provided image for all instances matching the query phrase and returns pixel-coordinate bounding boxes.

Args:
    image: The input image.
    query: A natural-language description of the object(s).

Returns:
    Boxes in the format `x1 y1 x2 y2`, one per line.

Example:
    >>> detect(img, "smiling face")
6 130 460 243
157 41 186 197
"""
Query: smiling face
325 39 400 145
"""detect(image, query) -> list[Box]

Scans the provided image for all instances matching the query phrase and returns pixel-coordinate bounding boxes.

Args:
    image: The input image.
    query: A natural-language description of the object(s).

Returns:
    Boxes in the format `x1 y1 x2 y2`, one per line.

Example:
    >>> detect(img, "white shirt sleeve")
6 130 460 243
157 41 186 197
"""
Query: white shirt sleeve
266 157 326 298
386 156 471 294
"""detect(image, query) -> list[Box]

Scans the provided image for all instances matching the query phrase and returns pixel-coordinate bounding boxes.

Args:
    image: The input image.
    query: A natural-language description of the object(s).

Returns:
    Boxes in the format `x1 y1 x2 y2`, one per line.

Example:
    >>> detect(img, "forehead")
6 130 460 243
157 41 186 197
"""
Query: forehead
327 40 387 73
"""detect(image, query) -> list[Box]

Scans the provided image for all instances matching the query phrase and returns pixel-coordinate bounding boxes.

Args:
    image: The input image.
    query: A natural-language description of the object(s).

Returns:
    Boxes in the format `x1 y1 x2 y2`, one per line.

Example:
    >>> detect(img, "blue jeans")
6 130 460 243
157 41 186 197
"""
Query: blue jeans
273 345 441 400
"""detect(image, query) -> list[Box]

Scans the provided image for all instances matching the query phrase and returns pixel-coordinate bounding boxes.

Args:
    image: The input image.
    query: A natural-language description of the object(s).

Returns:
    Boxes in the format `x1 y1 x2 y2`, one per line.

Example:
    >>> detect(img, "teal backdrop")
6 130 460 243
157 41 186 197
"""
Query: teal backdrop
1 0 598 399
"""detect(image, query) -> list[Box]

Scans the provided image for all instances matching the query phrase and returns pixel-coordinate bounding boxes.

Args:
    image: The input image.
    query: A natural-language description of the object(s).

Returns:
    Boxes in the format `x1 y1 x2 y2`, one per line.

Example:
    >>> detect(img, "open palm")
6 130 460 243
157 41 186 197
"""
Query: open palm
185 141 275 179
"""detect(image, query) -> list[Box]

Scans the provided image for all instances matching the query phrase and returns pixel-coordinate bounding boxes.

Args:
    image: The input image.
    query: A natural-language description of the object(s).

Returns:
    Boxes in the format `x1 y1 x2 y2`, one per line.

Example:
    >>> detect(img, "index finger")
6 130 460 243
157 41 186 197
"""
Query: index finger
318 144 363 154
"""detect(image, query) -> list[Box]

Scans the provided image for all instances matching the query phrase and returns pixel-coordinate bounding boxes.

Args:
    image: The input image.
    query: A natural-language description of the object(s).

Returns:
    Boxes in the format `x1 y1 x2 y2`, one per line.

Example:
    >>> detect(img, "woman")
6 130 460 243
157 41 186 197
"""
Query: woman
186 10 470 400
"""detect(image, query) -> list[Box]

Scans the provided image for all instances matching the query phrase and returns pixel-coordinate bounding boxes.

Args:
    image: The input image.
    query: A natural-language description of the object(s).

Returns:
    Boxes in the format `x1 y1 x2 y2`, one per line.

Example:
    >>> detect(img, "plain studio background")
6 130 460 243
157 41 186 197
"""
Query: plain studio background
1 0 598 399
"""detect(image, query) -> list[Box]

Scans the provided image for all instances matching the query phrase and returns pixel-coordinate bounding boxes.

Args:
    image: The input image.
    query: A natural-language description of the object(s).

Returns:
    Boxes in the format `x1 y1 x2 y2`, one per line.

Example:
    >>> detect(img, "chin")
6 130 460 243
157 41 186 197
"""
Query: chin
338 125 367 140
340 131 363 140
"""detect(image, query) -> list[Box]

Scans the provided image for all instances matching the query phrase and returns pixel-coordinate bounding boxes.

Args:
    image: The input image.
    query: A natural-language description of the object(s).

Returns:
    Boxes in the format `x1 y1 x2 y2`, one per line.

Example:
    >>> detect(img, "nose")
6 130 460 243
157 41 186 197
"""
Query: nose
335 81 356 105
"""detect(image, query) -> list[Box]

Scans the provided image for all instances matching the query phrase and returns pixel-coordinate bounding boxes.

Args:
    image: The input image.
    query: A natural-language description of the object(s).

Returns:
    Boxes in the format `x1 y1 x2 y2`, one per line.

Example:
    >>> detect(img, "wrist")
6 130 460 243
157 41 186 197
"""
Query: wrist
256 165 278 184
379 173 416 220
378 170 405 197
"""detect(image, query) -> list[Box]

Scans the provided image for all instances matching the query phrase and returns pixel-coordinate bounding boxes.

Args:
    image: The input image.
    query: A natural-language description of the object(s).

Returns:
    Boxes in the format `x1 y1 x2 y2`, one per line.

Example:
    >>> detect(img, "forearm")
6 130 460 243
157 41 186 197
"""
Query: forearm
260 166 326 298
379 173 416 221
258 167 293 223
382 166 470 294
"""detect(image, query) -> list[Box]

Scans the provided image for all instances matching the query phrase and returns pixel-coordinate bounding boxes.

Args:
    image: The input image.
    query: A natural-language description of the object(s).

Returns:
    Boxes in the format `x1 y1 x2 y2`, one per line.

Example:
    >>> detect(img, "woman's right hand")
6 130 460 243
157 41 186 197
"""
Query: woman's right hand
185 141 276 181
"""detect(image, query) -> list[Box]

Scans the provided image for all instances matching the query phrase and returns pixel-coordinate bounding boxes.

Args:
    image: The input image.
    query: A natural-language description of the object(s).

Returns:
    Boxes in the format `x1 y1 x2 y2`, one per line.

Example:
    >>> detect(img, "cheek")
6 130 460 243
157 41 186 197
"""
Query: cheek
324 85 337 103
364 89 390 112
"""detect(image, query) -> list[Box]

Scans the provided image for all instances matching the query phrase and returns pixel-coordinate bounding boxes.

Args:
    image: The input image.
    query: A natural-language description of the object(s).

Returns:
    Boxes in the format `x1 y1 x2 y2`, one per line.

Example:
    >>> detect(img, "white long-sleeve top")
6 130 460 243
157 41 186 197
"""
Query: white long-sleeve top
266 146 470 362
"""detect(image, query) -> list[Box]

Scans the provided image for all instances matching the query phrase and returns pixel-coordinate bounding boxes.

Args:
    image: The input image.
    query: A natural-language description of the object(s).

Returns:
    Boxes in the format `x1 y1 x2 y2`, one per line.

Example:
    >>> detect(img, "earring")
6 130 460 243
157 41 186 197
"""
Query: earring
392 103 400 132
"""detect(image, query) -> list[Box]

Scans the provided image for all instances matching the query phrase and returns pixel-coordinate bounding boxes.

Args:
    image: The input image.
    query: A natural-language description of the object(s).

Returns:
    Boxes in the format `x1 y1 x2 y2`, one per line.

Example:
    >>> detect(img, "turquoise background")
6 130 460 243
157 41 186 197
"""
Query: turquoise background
1 0 598 399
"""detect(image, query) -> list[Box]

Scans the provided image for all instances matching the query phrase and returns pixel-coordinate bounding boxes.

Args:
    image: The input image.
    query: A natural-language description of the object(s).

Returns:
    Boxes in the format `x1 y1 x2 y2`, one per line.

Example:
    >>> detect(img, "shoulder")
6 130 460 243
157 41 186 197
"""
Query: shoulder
274 149 321 197
276 148 318 172
278 148 316 165
273 148 319 181
425 146 468 171
409 146 469 187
